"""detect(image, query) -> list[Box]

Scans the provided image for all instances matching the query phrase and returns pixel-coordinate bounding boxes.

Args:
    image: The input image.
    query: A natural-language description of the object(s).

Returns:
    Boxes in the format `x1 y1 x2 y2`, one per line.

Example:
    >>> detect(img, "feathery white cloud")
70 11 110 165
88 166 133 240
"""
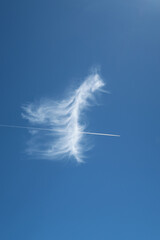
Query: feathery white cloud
22 71 105 163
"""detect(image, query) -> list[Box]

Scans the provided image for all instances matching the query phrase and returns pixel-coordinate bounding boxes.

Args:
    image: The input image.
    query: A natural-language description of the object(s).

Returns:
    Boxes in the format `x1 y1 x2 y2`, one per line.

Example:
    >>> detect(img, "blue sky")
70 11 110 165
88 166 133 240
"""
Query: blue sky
0 0 160 239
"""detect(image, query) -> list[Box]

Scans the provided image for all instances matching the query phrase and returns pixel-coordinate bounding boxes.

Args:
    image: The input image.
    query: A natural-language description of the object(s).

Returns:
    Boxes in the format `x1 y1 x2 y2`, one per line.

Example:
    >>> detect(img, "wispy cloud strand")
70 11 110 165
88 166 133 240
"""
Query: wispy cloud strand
22 71 105 163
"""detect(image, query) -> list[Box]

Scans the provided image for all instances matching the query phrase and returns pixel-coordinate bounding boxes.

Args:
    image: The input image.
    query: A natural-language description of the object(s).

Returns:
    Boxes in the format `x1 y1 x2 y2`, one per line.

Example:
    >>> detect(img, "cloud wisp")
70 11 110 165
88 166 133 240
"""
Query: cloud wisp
22 71 105 163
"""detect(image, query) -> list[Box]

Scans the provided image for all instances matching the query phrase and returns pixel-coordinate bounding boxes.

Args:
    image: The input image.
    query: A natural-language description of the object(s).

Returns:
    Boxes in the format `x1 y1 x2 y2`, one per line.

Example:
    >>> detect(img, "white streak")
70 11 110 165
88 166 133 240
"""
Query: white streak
22 71 107 162
0 124 120 137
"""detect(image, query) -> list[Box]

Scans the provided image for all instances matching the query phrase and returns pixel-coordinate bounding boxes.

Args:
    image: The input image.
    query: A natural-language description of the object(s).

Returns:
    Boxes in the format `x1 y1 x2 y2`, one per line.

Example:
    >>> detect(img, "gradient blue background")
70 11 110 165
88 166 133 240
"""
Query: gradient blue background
0 0 160 239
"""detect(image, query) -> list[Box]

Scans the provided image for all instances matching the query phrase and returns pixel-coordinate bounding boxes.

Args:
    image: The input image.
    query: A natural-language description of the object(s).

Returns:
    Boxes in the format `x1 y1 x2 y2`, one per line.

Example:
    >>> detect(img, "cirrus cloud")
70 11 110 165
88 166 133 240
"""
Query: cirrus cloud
22 70 105 163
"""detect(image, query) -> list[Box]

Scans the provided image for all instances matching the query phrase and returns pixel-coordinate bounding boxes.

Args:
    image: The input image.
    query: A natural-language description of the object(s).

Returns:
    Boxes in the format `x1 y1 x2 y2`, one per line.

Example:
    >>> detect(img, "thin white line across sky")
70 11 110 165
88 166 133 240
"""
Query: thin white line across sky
0 124 120 137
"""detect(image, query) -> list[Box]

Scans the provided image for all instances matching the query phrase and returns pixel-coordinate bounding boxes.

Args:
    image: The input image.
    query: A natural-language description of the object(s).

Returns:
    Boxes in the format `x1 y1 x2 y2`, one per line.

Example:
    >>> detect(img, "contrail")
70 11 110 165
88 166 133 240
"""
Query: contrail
0 124 120 137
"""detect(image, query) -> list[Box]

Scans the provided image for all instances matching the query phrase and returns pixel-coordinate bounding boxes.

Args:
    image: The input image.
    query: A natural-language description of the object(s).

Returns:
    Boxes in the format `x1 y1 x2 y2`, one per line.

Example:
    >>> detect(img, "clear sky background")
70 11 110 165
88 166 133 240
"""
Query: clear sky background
0 0 160 239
